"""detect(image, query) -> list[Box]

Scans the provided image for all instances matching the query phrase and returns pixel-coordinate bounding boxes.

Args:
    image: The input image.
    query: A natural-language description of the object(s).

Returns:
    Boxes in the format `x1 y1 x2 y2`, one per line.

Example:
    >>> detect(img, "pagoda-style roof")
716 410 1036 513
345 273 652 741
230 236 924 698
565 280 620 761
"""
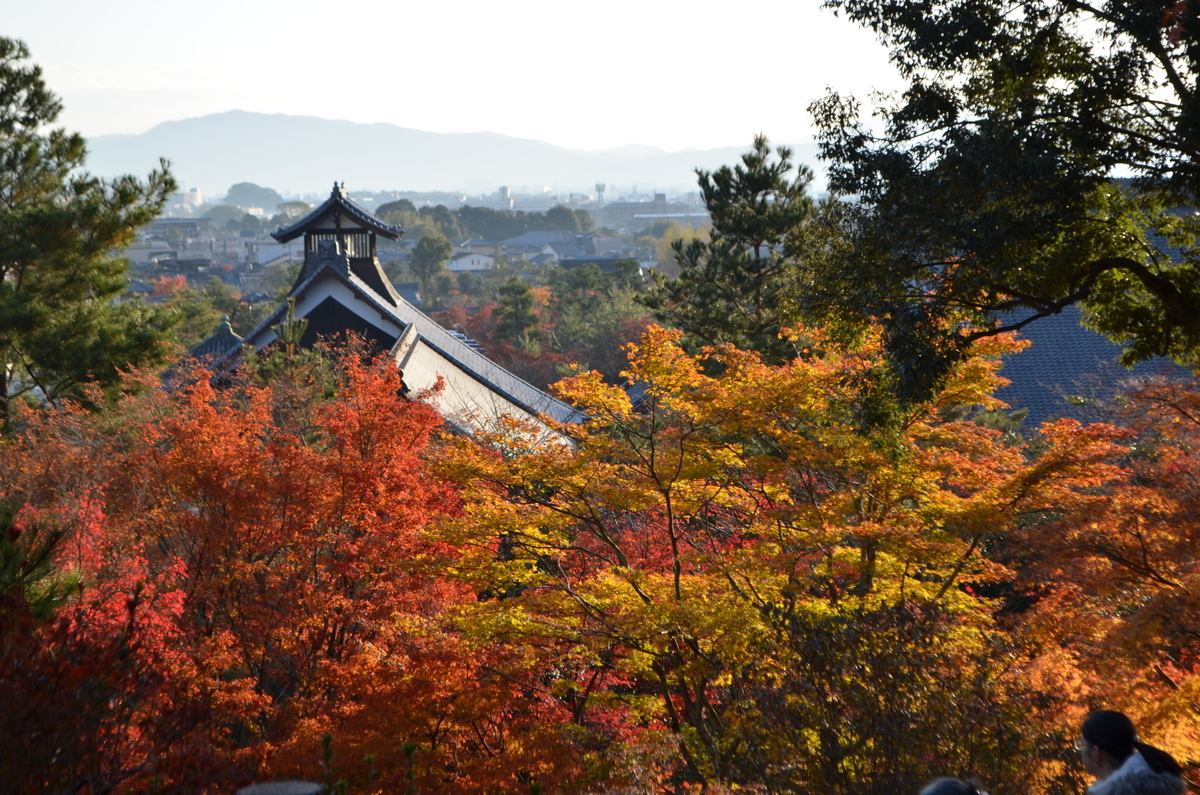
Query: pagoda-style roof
187 316 243 361
272 183 404 243
211 252 583 430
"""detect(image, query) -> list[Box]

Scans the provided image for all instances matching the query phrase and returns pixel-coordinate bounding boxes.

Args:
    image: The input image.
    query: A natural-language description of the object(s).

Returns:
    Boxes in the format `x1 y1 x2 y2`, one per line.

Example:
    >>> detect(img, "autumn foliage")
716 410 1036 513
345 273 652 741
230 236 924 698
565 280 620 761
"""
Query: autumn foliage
0 330 1197 792
1010 378 1200 763
0 354 578 792
438 326 1140 793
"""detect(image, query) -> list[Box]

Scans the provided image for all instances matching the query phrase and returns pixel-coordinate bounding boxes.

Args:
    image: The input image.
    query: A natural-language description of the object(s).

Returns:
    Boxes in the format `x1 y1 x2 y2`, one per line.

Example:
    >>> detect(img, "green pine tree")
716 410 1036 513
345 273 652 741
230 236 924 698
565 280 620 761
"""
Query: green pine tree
0 38 177 421
641 135 816 364
410 233 454 298
495 280 542 351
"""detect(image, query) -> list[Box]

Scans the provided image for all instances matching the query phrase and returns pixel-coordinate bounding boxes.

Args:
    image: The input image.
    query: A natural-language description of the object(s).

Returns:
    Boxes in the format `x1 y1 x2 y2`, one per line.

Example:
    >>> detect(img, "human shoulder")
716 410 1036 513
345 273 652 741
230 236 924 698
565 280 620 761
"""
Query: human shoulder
1089 753 1187 795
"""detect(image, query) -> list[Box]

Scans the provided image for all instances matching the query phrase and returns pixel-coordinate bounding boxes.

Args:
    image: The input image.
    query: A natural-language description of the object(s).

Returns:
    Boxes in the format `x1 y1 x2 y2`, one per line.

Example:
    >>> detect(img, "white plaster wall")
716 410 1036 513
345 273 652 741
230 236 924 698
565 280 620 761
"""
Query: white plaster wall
250 277 404 350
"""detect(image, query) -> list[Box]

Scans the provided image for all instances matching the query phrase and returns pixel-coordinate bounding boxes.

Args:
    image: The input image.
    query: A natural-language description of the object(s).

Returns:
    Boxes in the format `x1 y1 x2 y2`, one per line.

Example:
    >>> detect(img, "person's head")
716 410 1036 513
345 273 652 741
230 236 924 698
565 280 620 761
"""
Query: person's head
920 778 987 795
1080 710 1137 778
1079 710 1183 780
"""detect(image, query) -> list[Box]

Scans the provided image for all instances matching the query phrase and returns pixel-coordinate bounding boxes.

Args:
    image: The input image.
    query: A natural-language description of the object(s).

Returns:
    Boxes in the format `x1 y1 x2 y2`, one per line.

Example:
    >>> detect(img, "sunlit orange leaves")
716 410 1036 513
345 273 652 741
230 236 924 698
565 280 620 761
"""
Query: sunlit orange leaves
436 324 1131 790
0 353 583 792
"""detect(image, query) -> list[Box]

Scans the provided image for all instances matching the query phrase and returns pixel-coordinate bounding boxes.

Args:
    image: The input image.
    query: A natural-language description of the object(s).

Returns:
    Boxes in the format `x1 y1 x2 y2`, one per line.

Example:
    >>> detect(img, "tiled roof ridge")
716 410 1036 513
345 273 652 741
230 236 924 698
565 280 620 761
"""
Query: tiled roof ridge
213 259 581 424
188 315 244 361
272 182 403 243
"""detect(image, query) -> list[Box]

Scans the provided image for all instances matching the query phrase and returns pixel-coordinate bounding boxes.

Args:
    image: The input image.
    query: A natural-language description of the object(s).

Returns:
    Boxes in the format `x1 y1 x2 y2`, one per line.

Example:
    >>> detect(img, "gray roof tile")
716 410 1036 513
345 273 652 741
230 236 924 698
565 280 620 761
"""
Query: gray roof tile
994 305 1187 426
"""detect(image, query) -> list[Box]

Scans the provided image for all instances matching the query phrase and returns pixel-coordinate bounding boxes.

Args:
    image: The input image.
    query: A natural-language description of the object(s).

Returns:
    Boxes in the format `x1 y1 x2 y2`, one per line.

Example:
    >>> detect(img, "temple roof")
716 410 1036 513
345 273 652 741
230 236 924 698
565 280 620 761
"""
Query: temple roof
214 254 583 428
994 305 1186 426
188 316 243 361
272 182 404 243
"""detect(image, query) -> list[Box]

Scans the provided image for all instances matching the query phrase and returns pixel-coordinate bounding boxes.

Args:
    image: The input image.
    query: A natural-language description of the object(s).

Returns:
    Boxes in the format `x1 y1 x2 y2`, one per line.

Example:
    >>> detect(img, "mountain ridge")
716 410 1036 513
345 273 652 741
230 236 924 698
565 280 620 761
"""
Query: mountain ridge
84 110 821 197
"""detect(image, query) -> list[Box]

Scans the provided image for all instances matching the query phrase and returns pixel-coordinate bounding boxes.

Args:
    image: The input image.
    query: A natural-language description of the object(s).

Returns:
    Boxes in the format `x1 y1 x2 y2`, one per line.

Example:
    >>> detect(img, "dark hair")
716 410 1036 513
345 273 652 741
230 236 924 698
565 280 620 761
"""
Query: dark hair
1082 710 1183 777
920 778 988 795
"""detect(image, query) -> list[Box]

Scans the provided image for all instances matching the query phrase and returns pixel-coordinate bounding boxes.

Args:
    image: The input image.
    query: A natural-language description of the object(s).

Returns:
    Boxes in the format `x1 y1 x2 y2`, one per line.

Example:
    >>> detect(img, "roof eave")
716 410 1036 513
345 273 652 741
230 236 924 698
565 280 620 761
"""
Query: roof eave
271 191 404 243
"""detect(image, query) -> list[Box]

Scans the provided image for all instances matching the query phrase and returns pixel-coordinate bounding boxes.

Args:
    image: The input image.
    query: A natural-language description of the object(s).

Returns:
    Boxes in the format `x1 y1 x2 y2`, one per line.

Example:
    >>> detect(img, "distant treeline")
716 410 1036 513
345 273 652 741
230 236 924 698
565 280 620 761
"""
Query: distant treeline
197 182 597 243
376 200 594 242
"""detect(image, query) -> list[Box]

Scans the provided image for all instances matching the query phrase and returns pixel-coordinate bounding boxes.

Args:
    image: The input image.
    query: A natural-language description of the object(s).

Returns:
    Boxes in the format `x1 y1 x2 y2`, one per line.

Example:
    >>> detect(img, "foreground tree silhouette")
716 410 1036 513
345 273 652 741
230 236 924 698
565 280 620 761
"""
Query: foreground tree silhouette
0 38 177 421
807 0 1200 406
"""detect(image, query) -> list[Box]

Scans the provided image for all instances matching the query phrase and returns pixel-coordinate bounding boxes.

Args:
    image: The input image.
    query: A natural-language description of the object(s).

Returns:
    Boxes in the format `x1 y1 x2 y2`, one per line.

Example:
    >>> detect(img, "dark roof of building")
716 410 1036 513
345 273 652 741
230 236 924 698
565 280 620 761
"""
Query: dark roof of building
600 201 656 210
547 242 585 258
393 281 422 307
580 235 633 256
994 305 1188 427
220 254 582 425
188 316 244 361
272 183 404 243
501 231 577 247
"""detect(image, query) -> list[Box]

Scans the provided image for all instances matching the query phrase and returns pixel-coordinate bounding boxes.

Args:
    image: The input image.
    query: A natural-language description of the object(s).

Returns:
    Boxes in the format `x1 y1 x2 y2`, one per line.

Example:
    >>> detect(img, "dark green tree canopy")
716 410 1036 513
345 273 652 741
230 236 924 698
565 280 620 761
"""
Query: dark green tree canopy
202 203 244 225
0 38 177 419
544 205 582 232
376 198 416 222
267 200 311 230
642 135 816 364
549 260 644 317
410 233 453 293
456 206 534 241
417 204 465 240
456 205 591 241
494 279 542 348
806 0 1200 405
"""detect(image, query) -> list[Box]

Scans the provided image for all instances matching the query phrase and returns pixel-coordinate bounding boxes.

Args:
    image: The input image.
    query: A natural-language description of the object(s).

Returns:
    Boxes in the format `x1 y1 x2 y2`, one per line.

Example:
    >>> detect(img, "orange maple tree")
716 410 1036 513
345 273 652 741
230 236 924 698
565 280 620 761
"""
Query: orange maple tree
0 352 583 792
3 326 1196 792
1008 376 1200 769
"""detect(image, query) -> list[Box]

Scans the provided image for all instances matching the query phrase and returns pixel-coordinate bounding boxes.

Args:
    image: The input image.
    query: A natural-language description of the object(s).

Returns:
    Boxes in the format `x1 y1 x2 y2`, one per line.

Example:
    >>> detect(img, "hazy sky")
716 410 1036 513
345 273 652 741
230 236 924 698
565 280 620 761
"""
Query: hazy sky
7 0 906 152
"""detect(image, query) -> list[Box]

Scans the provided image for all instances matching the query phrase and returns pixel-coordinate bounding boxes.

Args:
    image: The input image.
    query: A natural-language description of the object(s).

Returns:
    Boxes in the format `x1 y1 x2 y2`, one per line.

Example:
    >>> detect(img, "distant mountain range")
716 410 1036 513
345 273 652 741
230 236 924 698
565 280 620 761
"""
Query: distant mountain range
85 110 821 198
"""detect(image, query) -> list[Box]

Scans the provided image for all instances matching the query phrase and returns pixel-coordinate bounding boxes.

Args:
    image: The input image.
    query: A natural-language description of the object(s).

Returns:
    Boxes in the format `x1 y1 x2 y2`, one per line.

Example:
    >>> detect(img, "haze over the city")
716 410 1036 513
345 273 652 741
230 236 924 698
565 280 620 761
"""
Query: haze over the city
7 0 905 156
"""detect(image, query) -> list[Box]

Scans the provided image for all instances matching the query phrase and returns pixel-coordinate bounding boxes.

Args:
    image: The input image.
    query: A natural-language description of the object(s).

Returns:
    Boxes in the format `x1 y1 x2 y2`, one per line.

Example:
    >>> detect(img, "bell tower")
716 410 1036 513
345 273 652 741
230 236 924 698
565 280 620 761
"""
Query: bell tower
271 182 405 305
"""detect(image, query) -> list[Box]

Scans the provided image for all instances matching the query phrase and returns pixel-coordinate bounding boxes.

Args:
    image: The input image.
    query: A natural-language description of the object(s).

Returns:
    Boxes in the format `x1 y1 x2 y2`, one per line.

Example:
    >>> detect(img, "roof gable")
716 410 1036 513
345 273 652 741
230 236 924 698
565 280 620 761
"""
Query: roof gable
222 258 582 428
272 183 404 243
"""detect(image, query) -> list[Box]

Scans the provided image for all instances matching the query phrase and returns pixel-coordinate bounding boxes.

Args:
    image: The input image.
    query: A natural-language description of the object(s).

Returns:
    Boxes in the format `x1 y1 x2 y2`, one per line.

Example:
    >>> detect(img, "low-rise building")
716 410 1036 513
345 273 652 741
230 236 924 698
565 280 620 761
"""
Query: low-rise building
447 251 496 272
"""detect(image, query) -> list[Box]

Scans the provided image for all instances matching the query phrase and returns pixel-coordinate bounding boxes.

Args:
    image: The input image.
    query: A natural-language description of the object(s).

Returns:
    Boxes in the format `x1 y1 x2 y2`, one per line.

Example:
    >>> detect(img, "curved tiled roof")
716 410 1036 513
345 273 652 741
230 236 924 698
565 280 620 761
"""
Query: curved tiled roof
217 257 583 426
994 305 1186 426
188 316 244 361
272 183 404 243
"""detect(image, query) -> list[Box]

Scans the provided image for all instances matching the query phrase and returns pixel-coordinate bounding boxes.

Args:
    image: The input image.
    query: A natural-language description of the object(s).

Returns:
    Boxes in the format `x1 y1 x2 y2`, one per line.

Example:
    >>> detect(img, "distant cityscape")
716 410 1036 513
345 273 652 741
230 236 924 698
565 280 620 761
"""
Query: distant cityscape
158 184 708 224
122 183 711 302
